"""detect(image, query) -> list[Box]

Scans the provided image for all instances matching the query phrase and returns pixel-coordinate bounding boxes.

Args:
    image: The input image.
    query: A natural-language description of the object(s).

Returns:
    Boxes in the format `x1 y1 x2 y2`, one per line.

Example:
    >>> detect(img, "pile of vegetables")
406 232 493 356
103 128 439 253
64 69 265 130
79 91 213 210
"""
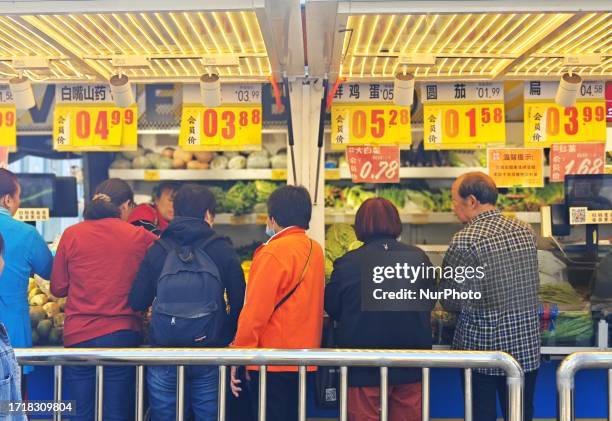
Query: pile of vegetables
497 184 564 212
28 276 65 346
324 224 363 280
539 283 586 308
110 147 288 171
541 311 593 346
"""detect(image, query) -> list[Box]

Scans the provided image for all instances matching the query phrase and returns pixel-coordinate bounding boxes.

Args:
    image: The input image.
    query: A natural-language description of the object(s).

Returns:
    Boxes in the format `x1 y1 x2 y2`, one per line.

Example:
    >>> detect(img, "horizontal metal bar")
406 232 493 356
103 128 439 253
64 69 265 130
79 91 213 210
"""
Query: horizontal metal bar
14 348 523 377
82 54 269 60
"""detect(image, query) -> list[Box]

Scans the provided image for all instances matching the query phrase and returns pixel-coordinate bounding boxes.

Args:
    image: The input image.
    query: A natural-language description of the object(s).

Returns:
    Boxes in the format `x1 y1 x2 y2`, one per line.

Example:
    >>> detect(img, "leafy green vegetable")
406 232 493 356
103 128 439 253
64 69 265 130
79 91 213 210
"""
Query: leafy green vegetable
224 182 257 215
379 188 406 209
344 186 376 211
254 180 278 203
541 311 593 345
405 189 437 212
208 186 228 213
325 223 363 280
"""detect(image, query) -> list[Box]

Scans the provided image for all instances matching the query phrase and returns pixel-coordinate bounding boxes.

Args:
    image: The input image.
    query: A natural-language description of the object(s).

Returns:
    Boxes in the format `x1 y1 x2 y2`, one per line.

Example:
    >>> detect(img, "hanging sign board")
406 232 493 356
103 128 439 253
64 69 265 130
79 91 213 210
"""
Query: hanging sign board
179 84 262 152
524 81 606 148
331 83 411 150
550 143 606 183
346 145 400 183
0 86 17 150
422 82 505 150
53 84 137 152
488 147 544 188
0 148 8 168
605 81 612 123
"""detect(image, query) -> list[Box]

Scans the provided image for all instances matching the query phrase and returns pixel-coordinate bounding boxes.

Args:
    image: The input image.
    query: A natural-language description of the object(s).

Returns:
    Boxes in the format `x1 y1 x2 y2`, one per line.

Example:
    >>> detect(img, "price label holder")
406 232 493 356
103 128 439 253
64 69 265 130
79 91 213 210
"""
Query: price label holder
0 106 16 149
422 82 505 150
550 143 606 182
488 147 544 188
524 81 606 147
271 169 287 180
569 207 612 225
325 169 341 180
346 145 400 183
179 104 262 151
331 104 411 150
143 170 161 181
53 105 138 152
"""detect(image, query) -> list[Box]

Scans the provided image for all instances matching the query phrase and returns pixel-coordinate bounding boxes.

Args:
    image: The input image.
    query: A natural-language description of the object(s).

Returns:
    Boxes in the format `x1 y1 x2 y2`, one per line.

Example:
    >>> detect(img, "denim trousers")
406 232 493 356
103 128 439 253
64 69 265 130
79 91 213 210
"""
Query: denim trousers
64 330 141 421
0 323 25 421
147 365 218 421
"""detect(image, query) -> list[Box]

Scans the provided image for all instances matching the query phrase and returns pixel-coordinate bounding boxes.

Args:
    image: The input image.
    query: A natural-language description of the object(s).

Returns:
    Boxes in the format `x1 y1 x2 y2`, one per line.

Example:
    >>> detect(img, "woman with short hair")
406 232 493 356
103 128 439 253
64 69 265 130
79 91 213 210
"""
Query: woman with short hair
51 178 156 421
325 197 434 421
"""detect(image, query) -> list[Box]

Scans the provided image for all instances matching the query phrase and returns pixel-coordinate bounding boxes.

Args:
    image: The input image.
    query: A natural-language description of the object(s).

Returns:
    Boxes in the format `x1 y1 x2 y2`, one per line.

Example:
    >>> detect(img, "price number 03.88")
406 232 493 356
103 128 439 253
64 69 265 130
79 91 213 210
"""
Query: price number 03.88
75 109 134 140
359 160 400 181
444 107 503 138
202 108 261 140
351 109 409 139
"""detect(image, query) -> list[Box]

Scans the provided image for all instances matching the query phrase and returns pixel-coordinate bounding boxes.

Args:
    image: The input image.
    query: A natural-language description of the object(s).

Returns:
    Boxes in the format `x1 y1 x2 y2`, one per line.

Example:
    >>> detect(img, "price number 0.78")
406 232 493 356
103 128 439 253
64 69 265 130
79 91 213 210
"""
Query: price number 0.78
359 160 399 181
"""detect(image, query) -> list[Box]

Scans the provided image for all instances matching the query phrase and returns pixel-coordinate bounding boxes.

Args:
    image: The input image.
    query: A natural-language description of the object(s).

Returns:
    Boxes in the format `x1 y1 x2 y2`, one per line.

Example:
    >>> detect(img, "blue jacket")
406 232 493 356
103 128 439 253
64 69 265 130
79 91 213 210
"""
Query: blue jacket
0 207 53 352
0 323 26 420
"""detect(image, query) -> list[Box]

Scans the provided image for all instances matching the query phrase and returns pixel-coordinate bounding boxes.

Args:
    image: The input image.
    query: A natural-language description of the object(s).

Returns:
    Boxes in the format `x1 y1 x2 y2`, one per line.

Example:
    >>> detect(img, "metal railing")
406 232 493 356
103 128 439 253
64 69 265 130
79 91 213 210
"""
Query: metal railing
16 348 524 421
558 351 612 421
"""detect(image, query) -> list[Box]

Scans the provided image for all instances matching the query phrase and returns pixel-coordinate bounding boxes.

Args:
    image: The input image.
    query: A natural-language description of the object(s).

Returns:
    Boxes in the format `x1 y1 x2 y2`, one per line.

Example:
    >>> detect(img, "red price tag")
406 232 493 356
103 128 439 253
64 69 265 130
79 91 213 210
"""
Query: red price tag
0 148 7 168
550 143 606 182
606 81 612 123
346 145 400 183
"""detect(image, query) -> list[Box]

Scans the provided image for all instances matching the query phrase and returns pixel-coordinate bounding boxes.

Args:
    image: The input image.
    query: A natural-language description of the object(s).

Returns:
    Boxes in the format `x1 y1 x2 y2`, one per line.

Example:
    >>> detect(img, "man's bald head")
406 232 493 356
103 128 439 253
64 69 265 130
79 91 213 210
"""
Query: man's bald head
455 172 498 206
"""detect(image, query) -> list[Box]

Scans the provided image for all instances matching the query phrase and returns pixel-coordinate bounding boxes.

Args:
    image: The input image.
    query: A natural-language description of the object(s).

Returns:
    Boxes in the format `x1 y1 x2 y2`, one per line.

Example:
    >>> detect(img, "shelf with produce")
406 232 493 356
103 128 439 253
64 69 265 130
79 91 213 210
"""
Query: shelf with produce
327 166 551 180
108 168 287 181
325 211 541 225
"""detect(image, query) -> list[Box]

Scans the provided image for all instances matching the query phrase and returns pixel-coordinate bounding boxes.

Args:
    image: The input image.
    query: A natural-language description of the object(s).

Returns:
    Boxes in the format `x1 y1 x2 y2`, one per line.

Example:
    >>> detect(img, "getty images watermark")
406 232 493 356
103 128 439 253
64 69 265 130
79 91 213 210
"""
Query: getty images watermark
360 251 487 312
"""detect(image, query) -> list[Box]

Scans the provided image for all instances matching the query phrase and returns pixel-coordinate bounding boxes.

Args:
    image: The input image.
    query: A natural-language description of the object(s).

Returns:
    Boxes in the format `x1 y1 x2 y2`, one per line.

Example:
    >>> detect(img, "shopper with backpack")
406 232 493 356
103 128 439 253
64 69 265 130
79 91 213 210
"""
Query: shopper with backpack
129 184 246 421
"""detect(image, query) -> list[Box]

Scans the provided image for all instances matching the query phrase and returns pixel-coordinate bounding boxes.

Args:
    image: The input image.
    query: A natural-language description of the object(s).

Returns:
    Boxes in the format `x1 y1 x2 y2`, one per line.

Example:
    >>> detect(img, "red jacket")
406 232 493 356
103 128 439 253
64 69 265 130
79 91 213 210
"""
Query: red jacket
128 204 169 233
51 218 156 346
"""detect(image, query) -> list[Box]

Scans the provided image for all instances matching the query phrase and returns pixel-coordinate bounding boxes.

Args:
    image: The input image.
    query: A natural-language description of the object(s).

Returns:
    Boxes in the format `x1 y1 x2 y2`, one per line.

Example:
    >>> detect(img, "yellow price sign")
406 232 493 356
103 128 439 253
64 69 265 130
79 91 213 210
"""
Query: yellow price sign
143 170 161 181
524 100 606 147
330 104 411 151
271 169 287 180
179 105 262 151
423 102 506 150
0 106 16 149
53 105 137 151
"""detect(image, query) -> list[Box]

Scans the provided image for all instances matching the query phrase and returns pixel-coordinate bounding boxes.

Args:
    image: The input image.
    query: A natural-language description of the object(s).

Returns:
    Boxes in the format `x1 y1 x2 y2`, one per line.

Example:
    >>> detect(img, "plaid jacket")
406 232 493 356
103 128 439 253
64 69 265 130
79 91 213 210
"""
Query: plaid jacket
442 209 540 375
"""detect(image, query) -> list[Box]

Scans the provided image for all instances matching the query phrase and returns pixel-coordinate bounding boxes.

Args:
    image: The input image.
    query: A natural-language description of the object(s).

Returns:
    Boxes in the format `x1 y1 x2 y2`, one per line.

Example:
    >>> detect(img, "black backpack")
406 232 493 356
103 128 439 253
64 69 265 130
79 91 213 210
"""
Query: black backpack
150 235 227 347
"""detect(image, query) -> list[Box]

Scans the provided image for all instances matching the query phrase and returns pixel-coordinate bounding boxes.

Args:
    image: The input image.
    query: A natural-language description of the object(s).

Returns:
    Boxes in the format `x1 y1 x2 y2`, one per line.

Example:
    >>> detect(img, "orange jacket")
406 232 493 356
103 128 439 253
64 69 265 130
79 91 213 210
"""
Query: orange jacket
232 226 325 371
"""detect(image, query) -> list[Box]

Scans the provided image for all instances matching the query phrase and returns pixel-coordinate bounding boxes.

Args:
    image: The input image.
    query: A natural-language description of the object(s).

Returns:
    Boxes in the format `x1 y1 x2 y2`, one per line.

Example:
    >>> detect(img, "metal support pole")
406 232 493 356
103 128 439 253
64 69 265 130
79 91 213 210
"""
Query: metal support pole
339 366 348 421
218 366 227 421
298 366 307 421
95 366 103 421
380 366 388 421
464 369 472 421
135 366 144 421
258 366 267 421
507 375 524 421
422 367 430 421
53 365 62 421
176 366 185 421
609 369 612 421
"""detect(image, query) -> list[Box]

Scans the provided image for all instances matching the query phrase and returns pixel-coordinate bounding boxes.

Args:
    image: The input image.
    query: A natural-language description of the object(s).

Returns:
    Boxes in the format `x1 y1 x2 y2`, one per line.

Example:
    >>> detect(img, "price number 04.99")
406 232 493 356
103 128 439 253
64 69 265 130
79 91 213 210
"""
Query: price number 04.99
75 109 134 140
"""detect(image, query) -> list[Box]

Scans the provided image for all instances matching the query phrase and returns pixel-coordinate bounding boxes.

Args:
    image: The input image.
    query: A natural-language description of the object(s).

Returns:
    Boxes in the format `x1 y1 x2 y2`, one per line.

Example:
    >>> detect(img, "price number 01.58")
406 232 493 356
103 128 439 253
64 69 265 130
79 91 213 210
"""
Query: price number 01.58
444 106 503 138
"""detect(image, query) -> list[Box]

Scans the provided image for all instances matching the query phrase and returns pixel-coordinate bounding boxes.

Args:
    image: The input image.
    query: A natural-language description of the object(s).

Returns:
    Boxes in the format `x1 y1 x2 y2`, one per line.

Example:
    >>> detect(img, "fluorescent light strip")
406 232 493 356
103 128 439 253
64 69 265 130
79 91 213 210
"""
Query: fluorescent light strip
168 13 201 75
0 20 39 55
383 15 410 76
546 13 598 53
212 12 234 54
353 15 366 55
589 57 611 75
447 58 462 75
113 14 149 55
184 13 213 75
477 14 515 53
97 14 137 55
376 15 396 54
437 14 471 54
502 14 558 55
61 15 105 55
544 58 559 75
4 16 61 56
470 58 483 75
199 12 231 75
413 15 439 53
486 14 530 54
364 15 380 55
81 15 124 55
392 15 426 74
436 57 448 76
459 58 472 75
143 13 186 75
463 14 500 53
429 15 456 53
551 14 608 54
349 55 355 78
241 11 263 75
573 26 612 54
227 12 252 76
451 14 487 54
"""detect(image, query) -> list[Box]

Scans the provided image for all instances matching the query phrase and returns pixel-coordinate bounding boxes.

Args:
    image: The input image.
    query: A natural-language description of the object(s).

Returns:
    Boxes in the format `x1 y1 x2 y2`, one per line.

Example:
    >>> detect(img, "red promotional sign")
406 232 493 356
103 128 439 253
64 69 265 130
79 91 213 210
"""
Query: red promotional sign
606 81 612 123
0 148 7 168
550 143 606 182
346 145 400 183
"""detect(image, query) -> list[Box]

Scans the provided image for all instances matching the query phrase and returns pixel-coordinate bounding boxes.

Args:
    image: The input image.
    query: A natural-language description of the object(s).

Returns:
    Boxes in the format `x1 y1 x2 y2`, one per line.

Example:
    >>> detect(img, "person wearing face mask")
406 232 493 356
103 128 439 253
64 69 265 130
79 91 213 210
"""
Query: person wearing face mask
51 178 157 421
0 169 53 380
129 183 245 421
230 185 325 421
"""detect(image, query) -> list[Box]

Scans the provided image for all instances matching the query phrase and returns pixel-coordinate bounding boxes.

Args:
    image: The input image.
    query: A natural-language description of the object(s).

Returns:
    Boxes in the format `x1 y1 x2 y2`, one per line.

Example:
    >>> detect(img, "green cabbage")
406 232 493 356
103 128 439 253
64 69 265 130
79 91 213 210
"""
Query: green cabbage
254 180 277 203
325 223 363 280
224 182 258 215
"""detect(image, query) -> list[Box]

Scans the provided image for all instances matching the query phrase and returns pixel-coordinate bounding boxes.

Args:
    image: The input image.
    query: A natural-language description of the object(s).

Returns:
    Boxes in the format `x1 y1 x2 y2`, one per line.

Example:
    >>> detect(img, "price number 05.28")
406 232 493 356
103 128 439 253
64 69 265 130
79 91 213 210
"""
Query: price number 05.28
75 109 134 140
351 109 409 139
358 160 400 181
201 108 261 141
